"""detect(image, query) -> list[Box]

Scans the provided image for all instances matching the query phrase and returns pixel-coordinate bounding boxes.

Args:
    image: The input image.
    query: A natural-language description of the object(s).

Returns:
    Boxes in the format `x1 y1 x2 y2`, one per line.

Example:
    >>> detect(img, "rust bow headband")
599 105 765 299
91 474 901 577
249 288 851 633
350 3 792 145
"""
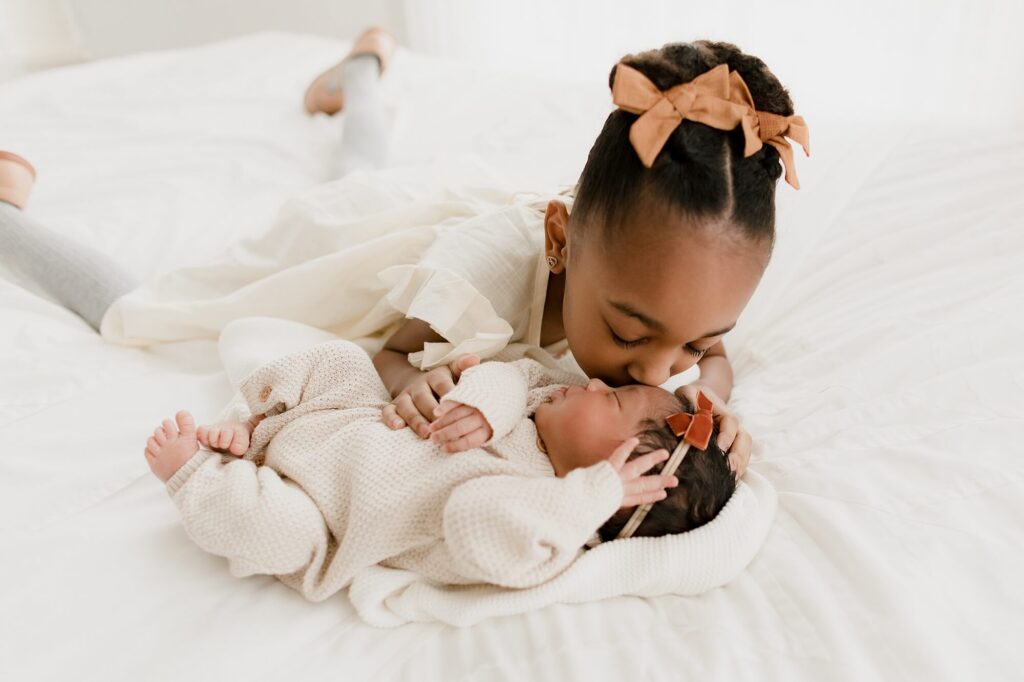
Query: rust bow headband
611 62 811 189
613 390 716 541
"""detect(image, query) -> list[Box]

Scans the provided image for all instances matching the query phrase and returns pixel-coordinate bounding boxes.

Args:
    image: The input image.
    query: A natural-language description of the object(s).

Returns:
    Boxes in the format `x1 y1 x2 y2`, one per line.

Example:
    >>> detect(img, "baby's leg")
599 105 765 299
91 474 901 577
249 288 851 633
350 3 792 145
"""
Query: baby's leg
0 201 138 332
145 411 200 483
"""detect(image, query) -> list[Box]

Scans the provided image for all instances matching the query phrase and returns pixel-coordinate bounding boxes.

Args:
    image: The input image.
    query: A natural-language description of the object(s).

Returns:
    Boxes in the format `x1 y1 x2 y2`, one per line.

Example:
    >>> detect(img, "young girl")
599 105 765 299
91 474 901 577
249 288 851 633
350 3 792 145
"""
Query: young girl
0 32 809 480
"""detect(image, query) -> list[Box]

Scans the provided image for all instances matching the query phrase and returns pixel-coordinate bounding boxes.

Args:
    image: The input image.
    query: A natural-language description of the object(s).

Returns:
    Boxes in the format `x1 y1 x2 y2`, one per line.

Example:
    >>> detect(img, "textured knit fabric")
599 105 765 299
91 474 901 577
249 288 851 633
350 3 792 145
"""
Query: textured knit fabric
166 339 617 598
100 177 573 369
0 201 138 330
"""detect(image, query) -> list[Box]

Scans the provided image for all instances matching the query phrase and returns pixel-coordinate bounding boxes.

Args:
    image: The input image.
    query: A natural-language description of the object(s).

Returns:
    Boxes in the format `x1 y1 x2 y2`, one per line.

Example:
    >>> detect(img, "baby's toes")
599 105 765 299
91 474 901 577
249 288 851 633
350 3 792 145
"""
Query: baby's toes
162 418 177 438
153 427 167 446
175 410 196 439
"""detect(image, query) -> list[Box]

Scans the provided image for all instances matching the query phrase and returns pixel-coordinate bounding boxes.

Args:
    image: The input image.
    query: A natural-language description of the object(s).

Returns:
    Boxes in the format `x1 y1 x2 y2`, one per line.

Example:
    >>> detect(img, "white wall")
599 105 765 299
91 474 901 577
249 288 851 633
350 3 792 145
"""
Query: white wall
2 0 1022 127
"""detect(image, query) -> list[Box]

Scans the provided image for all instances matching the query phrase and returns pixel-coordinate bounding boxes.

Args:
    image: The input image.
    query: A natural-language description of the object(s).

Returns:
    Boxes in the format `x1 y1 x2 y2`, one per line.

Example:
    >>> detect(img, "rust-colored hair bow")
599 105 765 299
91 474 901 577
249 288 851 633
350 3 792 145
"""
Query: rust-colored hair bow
611 61 811 189
665 390 716 450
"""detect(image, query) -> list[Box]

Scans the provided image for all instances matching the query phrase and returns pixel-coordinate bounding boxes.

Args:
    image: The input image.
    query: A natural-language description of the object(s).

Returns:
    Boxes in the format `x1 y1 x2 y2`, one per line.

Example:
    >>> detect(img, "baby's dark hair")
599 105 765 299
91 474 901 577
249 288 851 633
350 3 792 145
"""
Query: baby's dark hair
571 40 795 255
597 393 737 541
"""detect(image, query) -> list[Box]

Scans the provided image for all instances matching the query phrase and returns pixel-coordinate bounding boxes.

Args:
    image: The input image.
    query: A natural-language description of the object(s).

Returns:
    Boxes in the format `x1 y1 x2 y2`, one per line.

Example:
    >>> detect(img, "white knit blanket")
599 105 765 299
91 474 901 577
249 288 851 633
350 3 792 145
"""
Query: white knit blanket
217 317 778 627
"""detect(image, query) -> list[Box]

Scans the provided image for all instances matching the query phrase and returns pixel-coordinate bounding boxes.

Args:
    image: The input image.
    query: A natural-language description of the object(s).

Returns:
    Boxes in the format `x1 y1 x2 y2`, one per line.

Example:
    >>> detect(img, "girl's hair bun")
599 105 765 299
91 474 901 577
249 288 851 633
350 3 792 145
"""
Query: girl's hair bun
574 40 796 249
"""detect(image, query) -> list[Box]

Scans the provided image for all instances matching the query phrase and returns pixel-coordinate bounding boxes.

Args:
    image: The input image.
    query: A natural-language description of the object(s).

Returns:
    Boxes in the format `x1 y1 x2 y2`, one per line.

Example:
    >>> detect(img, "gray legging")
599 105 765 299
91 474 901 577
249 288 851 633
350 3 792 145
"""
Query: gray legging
0 54 390 332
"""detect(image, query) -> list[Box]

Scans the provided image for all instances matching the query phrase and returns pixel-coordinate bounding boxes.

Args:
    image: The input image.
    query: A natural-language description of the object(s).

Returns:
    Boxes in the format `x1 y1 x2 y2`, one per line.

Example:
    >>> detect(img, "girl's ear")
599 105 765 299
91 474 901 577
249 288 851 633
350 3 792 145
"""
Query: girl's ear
543 200 570 273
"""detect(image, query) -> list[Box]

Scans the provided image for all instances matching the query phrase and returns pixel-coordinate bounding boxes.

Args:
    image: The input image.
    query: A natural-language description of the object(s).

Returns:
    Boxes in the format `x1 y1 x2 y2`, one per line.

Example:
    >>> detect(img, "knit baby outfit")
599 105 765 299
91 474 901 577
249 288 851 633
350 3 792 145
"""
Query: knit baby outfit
166 339 620 598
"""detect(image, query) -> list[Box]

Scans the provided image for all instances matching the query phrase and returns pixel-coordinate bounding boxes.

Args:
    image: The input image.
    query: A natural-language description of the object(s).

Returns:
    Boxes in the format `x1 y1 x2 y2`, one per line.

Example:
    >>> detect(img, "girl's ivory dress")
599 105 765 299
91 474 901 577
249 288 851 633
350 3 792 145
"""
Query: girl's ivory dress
101 171 574 371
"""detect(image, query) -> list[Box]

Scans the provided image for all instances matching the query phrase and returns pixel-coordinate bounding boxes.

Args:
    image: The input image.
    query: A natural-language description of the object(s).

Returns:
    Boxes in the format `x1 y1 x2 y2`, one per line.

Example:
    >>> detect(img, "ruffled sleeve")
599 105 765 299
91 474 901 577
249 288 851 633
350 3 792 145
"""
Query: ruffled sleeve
377 201 547 370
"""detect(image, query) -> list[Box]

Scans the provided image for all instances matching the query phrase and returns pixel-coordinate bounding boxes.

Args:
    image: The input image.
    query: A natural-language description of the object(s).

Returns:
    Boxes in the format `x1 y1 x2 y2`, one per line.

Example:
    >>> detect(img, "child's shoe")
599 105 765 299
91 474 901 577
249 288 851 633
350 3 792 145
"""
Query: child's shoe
0 151 35 210
303 26 397 116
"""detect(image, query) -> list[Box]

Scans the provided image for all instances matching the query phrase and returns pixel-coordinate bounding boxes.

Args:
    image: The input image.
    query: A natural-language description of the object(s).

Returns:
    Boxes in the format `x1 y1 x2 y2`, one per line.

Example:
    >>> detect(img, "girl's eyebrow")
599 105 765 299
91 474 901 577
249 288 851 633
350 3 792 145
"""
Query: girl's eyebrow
609 299 736 339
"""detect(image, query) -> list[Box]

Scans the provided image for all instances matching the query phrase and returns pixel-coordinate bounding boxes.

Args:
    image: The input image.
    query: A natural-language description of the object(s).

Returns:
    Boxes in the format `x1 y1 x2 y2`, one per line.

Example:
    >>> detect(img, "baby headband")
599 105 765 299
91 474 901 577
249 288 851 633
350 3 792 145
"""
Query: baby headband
611 61 811 189
614 390 716 540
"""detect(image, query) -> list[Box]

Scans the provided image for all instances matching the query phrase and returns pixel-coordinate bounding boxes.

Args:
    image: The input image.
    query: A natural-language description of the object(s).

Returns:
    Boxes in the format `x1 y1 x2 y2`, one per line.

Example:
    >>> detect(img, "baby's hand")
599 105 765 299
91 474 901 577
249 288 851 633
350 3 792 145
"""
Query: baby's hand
606 437 679 509
197 418 255 456
428 400 493 453
382 354 480 439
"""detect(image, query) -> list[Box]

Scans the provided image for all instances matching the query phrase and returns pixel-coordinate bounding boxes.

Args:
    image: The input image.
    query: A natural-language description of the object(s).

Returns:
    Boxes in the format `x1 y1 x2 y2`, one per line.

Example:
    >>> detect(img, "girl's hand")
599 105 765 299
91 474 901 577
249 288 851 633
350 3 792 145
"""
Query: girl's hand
429 401 493 453
606 437 679 509
674 383 752 481
381 354 481 439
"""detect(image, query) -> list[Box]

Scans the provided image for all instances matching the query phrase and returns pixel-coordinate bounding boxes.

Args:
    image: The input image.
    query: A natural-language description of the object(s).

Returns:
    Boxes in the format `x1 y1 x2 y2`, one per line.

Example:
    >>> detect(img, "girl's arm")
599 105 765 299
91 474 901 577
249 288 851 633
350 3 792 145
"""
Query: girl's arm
372 318 444 397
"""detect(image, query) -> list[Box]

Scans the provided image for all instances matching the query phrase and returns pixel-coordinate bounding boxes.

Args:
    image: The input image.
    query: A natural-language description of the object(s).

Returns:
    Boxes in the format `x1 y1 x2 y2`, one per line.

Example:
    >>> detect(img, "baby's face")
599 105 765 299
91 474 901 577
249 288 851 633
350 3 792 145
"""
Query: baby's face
534 378 680 476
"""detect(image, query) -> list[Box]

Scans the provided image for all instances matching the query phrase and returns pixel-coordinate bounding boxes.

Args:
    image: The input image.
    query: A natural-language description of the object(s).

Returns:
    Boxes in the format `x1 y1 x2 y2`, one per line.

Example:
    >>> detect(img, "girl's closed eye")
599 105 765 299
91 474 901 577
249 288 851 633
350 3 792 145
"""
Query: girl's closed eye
608 326 707 357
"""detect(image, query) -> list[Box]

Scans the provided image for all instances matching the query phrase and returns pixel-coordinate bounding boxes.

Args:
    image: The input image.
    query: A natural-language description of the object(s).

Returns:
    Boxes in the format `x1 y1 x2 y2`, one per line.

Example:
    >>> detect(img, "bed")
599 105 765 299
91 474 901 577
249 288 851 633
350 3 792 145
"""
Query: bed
1 32 1021 681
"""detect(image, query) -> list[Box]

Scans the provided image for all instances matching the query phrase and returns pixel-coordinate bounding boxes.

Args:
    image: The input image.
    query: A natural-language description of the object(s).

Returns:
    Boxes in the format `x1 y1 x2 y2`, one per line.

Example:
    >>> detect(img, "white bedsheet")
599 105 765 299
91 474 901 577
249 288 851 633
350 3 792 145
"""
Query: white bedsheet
1 32 1021 681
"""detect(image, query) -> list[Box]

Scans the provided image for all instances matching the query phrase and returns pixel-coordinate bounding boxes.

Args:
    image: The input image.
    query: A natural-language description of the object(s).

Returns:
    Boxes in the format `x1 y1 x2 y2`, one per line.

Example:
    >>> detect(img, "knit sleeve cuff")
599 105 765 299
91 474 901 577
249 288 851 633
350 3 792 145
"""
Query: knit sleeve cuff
165 449 217 496
440 361 529 445
572 460 625 523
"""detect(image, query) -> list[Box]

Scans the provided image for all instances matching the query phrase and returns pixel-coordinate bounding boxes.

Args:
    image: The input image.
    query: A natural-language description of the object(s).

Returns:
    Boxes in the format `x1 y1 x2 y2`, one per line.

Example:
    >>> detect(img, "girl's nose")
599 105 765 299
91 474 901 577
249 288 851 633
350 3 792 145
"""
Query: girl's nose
585 378 609 392
628 354 679 387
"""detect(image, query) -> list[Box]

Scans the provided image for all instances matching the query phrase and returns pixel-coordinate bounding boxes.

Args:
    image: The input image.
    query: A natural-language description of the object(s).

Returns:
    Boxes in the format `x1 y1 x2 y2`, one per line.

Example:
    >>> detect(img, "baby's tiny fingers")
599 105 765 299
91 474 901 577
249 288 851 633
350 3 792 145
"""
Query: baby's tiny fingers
621 488 668 509
624 449 669 478
217 429 232 449
441 426 489 454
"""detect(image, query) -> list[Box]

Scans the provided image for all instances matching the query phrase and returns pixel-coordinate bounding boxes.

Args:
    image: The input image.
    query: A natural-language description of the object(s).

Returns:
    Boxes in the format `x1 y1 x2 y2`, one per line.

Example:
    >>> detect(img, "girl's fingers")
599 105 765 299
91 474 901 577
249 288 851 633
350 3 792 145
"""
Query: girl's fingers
729 430 752 478
449 354 480 379
393 394 426 435
432 400 458 420
440 426 489 454
382 404 404 429
428 371 456 398
716 415 739 451
410 388 441 437
608 437 640 470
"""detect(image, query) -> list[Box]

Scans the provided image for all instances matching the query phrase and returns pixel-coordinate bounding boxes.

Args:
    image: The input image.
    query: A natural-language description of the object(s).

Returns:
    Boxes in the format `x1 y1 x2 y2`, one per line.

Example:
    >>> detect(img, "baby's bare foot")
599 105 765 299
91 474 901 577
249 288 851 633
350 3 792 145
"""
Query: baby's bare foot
197 419 253 456
144 411 199 483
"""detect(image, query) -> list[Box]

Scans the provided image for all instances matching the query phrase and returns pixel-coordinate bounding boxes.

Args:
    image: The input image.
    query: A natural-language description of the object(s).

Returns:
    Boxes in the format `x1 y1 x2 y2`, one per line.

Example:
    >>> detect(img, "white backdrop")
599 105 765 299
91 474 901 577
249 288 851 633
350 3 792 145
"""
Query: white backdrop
2 0 1023 126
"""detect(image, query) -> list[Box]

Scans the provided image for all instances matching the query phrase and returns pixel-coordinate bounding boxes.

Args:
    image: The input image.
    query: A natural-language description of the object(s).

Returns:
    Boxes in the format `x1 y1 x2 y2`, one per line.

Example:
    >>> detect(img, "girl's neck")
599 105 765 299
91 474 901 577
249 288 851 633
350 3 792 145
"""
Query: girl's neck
539 271 566 346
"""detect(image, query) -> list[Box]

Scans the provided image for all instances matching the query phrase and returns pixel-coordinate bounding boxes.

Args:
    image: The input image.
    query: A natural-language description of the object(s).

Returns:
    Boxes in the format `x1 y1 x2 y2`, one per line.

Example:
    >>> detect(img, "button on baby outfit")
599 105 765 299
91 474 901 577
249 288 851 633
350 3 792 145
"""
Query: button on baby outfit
259 386 273 401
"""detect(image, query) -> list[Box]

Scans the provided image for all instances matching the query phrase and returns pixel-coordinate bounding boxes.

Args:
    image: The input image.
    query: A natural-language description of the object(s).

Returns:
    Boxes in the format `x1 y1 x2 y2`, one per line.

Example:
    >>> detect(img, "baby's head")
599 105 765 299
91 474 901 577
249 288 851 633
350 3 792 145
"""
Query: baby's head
534 380 735 537
541 40 802 388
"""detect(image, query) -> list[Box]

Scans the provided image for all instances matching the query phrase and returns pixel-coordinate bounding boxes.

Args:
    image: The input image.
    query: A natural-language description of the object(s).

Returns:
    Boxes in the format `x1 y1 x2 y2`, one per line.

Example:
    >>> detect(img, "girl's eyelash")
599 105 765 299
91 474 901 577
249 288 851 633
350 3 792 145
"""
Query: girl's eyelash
685 344 707 358
610 330 646 349
610 327 707 357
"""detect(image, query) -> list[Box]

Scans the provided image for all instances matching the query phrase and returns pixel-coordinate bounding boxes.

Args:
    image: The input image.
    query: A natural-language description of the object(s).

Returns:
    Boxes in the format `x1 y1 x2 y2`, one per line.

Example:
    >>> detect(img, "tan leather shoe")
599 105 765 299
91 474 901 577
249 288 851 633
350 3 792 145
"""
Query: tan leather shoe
303 26 398 116
0 151 36 210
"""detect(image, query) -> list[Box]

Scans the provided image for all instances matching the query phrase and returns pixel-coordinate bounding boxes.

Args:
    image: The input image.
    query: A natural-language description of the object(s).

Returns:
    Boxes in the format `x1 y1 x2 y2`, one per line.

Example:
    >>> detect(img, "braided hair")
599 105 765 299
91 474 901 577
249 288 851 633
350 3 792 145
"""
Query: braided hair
570 40 796 255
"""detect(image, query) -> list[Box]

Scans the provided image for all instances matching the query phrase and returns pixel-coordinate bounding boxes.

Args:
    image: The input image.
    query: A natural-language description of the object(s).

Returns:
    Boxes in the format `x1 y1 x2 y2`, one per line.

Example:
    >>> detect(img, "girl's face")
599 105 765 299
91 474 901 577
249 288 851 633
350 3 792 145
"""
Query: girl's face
544 200 769 388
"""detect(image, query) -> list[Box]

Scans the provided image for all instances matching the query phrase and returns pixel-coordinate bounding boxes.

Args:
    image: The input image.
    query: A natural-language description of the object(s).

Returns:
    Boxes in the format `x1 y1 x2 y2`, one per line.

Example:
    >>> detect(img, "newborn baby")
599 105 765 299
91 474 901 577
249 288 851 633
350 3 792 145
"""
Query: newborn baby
144 340 735 598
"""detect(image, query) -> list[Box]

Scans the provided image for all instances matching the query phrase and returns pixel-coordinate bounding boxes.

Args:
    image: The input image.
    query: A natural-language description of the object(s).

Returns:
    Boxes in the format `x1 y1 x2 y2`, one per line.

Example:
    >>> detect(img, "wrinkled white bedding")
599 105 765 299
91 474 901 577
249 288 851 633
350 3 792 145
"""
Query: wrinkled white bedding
1 32 1021 681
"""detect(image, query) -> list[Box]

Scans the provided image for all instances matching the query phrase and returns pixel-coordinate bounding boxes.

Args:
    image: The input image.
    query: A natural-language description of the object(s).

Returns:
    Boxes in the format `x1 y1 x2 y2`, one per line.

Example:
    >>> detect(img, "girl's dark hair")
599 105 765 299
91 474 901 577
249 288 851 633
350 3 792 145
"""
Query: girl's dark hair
571 40 795 254
597 394 737 541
